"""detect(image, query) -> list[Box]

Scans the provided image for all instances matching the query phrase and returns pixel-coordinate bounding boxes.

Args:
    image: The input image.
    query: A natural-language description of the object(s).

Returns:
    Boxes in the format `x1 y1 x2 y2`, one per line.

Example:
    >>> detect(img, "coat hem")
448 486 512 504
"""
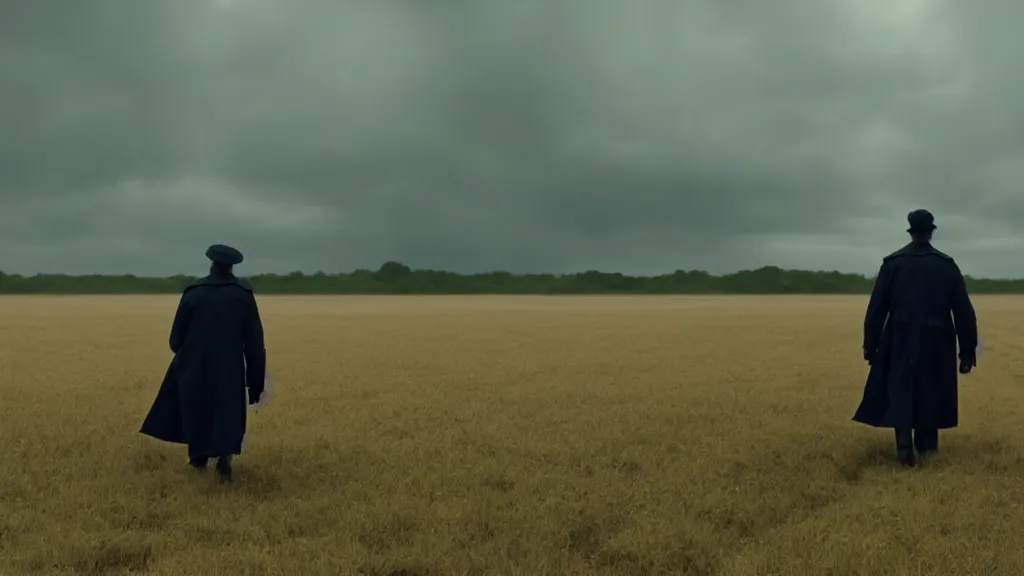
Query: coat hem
852 417 957 430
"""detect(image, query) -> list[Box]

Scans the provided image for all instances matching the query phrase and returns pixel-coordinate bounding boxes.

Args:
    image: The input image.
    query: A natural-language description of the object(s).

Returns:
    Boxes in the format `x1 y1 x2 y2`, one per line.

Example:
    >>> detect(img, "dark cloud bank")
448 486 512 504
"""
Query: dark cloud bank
2 0 1022 277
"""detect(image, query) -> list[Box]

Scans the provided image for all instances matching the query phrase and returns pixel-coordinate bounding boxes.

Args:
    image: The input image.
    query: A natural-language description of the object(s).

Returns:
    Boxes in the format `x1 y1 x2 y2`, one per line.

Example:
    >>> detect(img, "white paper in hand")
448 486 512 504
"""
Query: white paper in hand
958 338 985 359
242 375 272 450
252 375 273 411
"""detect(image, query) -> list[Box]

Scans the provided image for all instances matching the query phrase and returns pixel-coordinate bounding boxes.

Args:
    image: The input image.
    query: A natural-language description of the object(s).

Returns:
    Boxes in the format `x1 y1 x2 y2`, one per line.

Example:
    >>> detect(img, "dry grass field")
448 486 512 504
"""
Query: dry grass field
2 295 1024 575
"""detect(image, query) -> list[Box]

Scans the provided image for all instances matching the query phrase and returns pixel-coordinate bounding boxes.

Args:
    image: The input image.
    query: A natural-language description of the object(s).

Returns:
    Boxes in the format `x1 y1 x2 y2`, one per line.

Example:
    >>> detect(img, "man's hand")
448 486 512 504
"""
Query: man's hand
959 356 976 374
248 390 261 405
863 347 875 365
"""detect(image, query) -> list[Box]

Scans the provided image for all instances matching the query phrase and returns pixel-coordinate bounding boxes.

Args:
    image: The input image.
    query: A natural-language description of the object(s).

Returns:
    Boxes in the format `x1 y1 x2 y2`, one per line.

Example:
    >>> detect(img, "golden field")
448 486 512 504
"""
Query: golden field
1 294 1023 576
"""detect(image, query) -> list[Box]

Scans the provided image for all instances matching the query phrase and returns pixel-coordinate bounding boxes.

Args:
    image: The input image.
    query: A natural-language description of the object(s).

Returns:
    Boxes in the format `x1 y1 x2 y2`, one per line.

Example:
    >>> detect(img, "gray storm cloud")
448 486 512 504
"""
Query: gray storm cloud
0 0 1021 277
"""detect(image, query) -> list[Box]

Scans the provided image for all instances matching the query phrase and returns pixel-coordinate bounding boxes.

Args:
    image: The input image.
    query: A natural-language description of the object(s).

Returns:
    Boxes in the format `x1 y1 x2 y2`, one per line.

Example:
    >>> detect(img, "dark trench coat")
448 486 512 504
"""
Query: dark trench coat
853 242 978 429
140 273 266 459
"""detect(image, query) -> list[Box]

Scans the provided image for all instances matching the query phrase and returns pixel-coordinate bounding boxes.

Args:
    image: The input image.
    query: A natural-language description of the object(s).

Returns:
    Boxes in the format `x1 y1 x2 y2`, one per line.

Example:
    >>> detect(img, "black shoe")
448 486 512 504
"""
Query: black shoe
189 457 209 471
898 448 918 467
215 457 233 483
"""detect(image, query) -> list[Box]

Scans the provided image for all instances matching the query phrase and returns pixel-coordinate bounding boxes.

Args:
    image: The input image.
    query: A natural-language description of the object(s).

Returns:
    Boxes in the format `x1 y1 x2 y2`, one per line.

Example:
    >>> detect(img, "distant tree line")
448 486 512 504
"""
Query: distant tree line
0 261 1021 295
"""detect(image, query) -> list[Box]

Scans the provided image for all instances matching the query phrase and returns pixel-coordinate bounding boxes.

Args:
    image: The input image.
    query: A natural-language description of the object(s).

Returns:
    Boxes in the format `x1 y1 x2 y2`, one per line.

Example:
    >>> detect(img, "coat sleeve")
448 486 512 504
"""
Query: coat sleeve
168 290 194 354
863 262 893 353
243 293 267 396
950 264 978 358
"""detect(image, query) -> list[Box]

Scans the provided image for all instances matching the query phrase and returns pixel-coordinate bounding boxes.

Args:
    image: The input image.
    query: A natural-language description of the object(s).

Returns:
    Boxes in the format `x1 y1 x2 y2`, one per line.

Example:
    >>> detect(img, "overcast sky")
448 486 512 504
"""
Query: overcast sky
1 0 1021 277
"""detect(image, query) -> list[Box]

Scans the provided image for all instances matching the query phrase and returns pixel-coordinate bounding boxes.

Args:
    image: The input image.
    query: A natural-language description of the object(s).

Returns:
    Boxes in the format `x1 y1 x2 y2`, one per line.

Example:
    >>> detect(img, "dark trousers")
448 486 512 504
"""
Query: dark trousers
895 427 938 453
190 454 233 467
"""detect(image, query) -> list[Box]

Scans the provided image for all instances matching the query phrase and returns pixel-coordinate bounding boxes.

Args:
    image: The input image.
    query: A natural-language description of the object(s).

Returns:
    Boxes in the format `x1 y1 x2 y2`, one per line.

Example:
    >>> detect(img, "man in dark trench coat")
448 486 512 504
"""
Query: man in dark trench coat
140 244 267 482
853 210 978 467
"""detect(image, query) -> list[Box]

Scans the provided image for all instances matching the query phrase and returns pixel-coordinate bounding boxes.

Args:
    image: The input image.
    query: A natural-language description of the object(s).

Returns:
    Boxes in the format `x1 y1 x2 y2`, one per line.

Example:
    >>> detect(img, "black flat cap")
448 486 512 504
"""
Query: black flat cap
907 209 937 233
206 244 244 265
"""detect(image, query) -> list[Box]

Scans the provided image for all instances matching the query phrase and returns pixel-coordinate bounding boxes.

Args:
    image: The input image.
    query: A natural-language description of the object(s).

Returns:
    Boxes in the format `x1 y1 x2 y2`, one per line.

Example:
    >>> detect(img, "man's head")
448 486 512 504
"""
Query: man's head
206 244 244 274
906 209 936 242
